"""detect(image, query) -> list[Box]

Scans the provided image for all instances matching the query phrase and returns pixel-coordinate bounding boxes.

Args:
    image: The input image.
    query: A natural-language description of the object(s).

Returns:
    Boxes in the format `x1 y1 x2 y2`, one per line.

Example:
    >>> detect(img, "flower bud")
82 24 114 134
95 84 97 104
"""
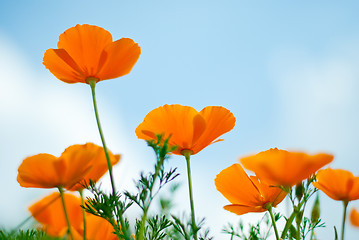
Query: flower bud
311 194 320 223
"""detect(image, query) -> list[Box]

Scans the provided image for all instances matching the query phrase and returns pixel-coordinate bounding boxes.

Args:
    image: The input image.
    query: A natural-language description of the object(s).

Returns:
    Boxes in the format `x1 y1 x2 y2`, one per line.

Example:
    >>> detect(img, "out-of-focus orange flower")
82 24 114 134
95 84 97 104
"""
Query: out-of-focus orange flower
135 104 236 155
75 214 119 240
312 168 359 201
215 163 287 215
240 148 333 187
66 143 121 191
29 192 83 237
350 208 359 227
43 24 141 84
17 143 107 189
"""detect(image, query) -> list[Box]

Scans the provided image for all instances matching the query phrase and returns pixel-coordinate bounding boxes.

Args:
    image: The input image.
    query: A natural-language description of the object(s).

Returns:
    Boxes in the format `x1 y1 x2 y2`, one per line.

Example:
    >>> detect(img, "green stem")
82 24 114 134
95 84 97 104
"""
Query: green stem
341 200 349 240
183 150 197 240
88 78 116 196
138 156 165 240
296 218 301 240
267 204 280 240
58 187 74 240
79 190 86 240
280 198 306 239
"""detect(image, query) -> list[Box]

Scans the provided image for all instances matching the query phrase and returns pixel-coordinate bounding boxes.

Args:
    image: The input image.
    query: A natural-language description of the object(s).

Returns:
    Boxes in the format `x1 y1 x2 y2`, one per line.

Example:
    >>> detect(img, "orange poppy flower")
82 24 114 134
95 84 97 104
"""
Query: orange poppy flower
312 168 359 201
240 148 333 187
43 24 141 84
135 104 236 155
215 163 287 215
350 208 359 227
66 143 121 191
75 214 119 240
29 192 83 237
17 143 99 189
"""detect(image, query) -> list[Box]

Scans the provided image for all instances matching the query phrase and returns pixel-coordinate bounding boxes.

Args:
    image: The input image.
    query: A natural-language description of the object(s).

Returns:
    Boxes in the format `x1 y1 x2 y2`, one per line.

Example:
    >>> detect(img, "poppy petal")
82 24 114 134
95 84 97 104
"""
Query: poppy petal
43 49 85 83
59 144 96 189
29 192 83 237
82 214 118 240
241 149 333 187
57 24 113 77
97 38 141 80
224 204 266 215
215 164 262 206
192 106 235 154
313 168 359 201
350 208 359 227
67 143 121 191
17 154 62 188
135 104 200 154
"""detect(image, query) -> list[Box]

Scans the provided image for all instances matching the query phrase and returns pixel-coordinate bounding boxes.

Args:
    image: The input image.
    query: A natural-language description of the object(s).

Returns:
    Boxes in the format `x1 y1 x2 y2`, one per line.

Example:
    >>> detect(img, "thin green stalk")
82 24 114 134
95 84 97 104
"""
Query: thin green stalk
296 219 301 240
58 187 74 240
267 205 280 240
183 150 197 240
88 78 116 196
79 190 86 240
280 198 306 239
138 156 165 240
341 200 349 240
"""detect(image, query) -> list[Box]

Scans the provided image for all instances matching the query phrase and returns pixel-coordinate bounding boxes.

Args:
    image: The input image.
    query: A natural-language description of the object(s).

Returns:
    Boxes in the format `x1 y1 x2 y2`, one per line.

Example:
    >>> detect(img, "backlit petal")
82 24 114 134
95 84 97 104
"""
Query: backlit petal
17 154 62 188
350 208 359 227
241 148 333 187
67 143 121 191
224 204 265 215
43 49 86 83
249 176 287 207
313 168 359 201
59 144 96 189
82 214 118 240
97 38 141 80
135 104 201 154
215 164 262 206
192 106 235 154
57 24 113 77
29 192 83 237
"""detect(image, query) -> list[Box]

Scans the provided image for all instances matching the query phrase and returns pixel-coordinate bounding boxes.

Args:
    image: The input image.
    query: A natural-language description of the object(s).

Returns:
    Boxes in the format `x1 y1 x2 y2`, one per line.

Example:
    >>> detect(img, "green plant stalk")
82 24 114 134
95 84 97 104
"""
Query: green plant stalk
79 190 86 240
280 197 306 239
183 151 197 240
267 205 280 240
88 78 116 196
296 218 301 240
341 200 349 240
138 155 165 240
58 187 74 240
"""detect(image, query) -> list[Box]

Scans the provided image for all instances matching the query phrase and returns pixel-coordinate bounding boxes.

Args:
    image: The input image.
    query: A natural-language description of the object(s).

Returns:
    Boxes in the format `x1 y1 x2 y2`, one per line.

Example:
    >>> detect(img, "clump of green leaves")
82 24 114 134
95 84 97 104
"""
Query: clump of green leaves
223 212 280 240
84 135 180 240
281 176 325 240
0 229 56 240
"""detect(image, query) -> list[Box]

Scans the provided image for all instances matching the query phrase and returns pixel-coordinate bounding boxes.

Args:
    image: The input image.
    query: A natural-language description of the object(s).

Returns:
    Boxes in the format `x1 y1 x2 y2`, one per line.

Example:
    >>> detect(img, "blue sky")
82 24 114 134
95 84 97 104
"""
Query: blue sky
1 0 359 238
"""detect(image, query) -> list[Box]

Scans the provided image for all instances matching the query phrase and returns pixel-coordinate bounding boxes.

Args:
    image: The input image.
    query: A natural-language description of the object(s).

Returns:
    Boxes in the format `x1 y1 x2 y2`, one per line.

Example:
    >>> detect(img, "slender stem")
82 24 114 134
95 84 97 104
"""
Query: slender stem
138 156 165 240
183 150 197 240
88 78 116 195
267 205 280 240
296 218 301 240
58 187 74 240
341 200 349 240
79 190 86 240
280 198 305 239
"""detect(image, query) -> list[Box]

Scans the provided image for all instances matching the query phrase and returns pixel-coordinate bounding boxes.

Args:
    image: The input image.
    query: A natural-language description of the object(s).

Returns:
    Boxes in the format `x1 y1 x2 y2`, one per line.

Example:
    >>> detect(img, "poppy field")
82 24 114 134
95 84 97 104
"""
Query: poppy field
1 23 359 240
